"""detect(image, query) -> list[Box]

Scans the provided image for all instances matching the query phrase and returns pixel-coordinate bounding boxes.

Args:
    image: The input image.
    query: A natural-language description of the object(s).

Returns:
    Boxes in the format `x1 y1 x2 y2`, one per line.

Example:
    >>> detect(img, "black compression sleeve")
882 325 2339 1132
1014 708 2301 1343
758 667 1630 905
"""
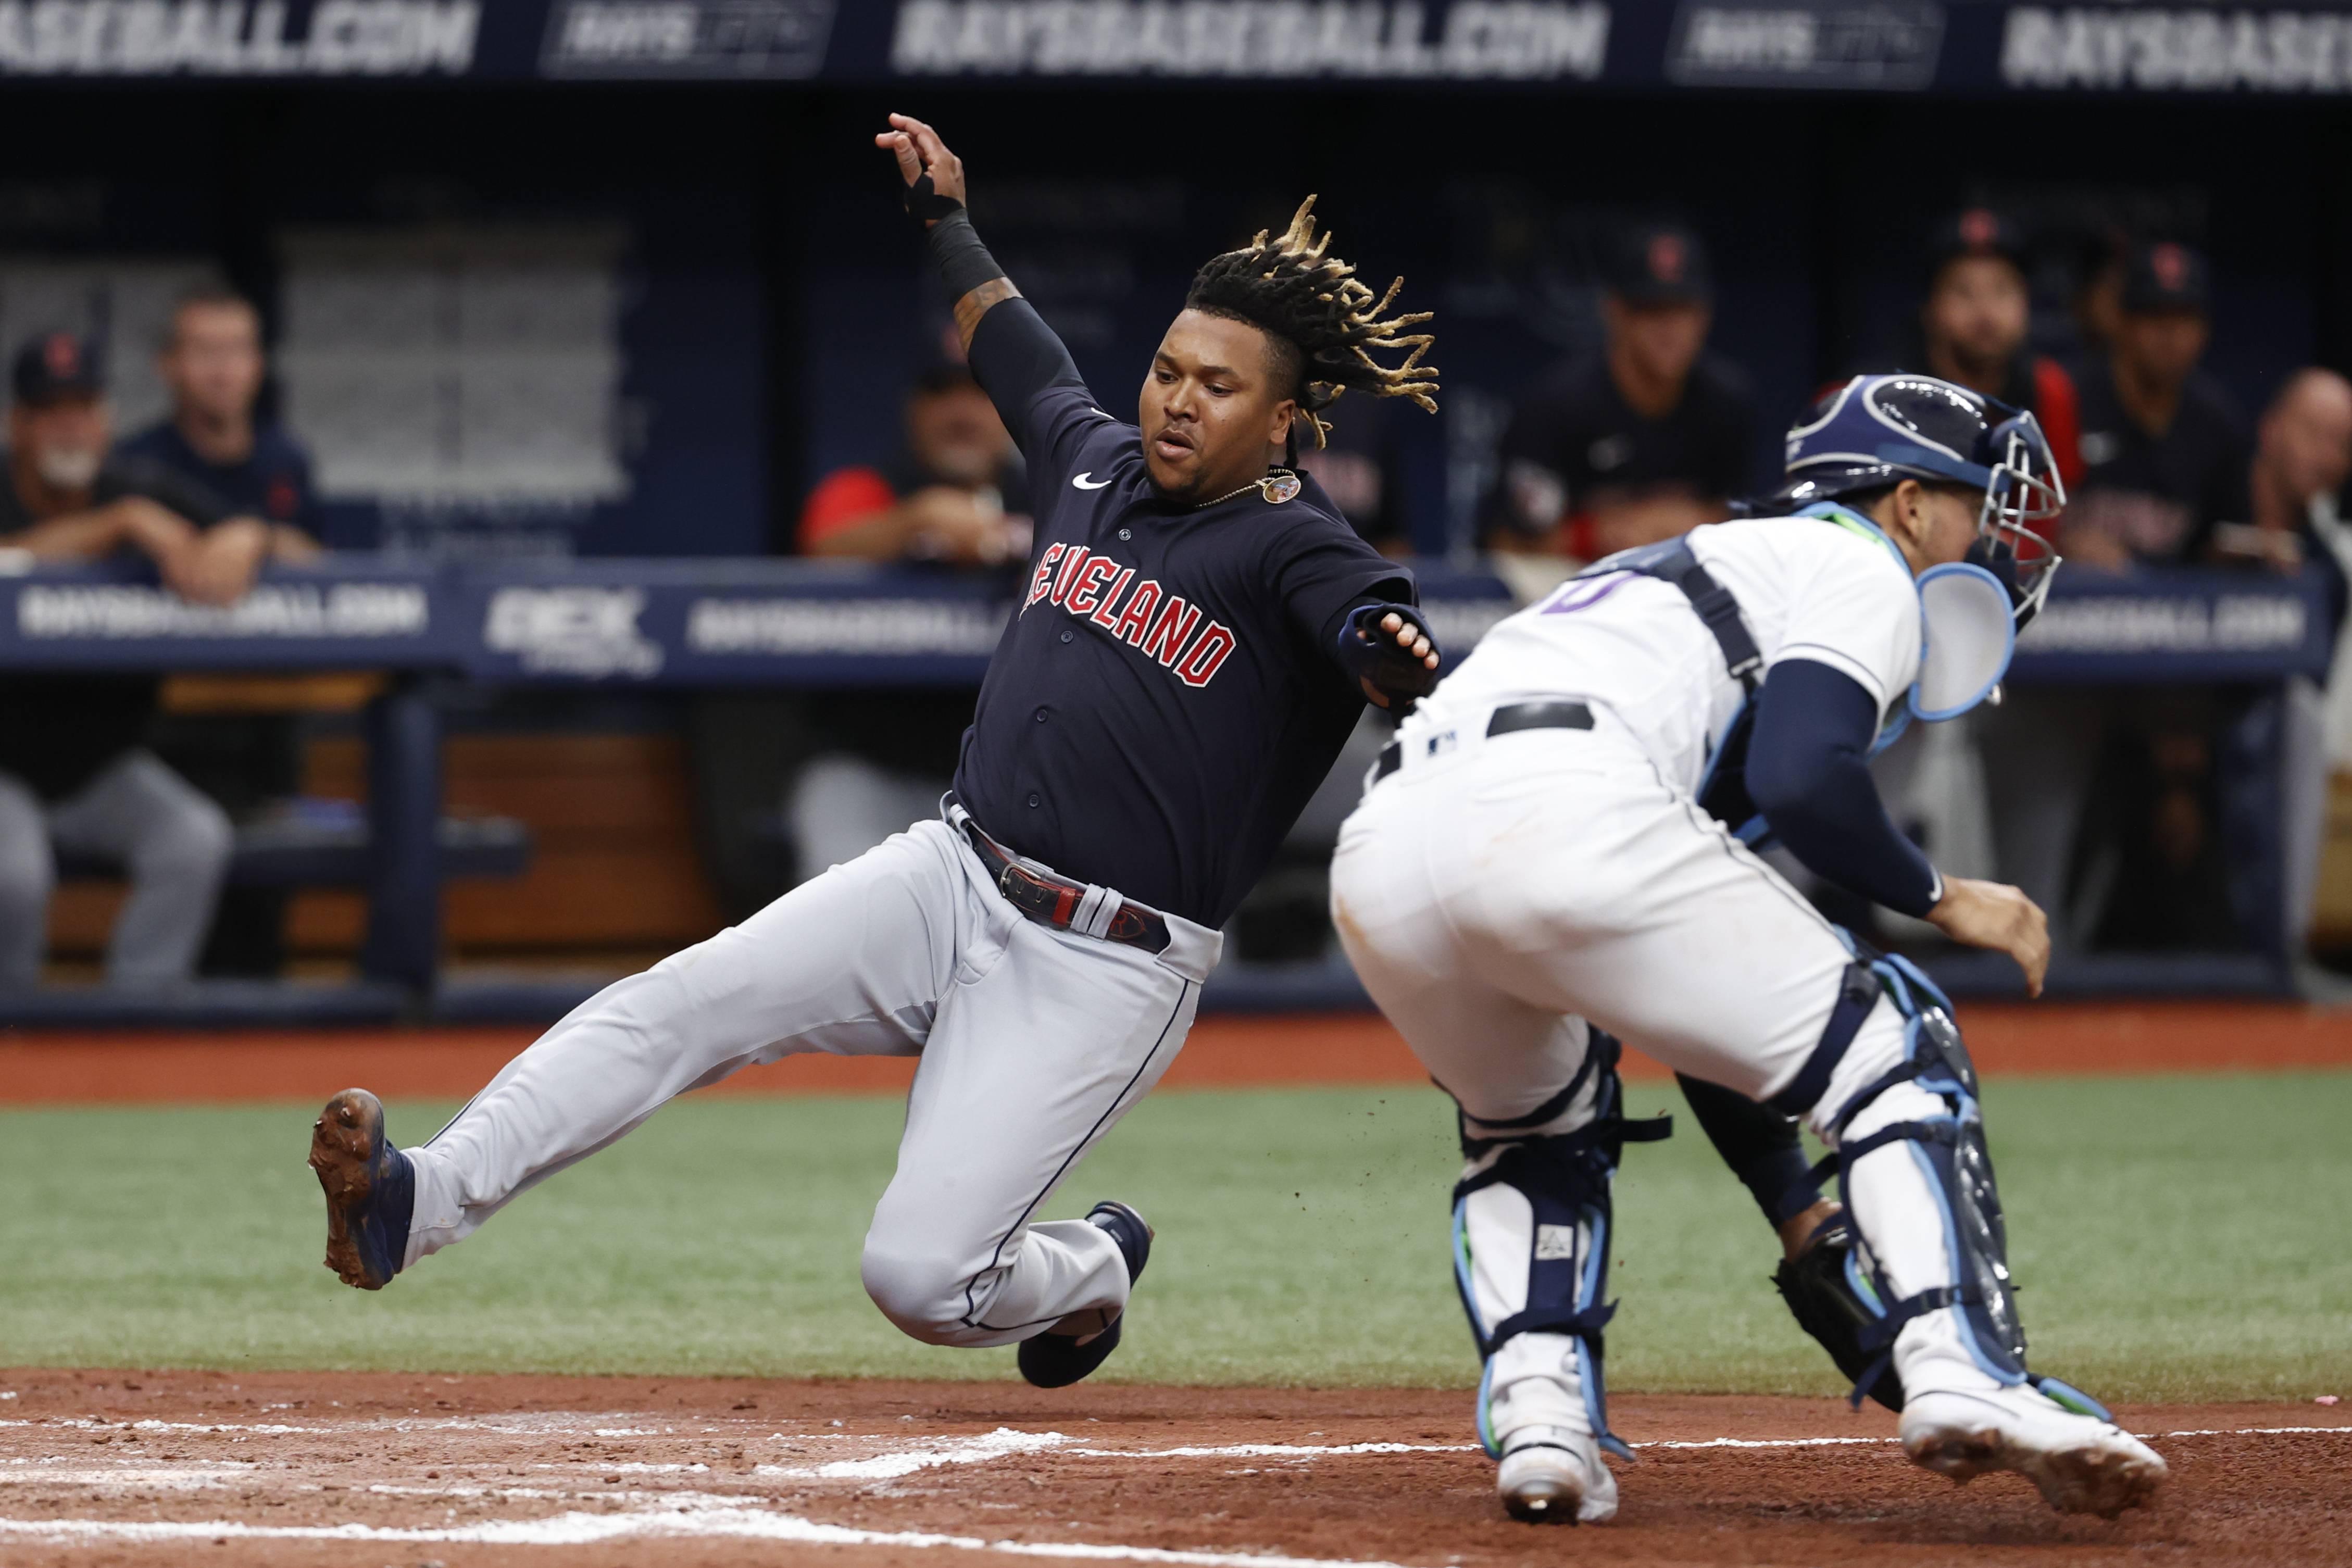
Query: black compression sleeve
965 297 1085 450
1675 1073 1823 1227
925 209 1006 301
1746 659 1941 918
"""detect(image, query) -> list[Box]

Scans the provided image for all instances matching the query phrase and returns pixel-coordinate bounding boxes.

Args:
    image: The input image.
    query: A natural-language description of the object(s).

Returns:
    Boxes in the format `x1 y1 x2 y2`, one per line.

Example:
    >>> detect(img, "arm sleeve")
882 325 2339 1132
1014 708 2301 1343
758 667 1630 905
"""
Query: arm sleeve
1746 657 1942 918
964 297 1087 459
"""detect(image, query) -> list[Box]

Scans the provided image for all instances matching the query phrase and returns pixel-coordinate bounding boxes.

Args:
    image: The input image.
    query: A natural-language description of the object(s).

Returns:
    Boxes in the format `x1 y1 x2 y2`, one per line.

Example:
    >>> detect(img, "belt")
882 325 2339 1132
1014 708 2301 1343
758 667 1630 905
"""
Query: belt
1373 699 1594 783
957 815 1173 956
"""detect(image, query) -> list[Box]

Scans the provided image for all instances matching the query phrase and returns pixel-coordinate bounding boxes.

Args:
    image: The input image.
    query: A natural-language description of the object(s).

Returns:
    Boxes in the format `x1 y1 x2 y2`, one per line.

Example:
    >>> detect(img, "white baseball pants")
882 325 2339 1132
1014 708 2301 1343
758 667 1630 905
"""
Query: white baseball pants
1332 707 2007 1445
404 813 1220 1348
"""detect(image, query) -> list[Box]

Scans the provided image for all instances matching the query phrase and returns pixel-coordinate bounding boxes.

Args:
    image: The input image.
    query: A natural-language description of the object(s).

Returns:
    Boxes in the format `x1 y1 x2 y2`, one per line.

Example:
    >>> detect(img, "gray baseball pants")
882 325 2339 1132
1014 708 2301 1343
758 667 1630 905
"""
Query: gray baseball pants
0 748 233 987
403 810 1221 1347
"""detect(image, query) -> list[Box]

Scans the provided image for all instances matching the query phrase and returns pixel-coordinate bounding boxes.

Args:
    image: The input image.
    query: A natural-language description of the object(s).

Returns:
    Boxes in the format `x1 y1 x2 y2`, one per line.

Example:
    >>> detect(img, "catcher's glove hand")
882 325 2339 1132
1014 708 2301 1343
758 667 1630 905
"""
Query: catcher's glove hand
1773 1214 1904 1412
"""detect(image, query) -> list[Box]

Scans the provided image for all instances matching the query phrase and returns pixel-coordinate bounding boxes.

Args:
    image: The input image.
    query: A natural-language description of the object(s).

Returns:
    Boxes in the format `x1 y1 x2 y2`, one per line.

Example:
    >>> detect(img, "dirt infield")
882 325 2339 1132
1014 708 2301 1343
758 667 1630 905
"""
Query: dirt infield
0 1371 2341 1566
3 1000 2350 1106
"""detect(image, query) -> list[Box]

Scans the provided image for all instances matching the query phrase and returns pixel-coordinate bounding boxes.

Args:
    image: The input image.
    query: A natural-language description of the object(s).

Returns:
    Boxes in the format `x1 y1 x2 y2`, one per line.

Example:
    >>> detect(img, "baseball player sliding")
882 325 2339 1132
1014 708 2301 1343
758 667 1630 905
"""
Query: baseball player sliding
307 116 1443 1389
1332 374 2169 1524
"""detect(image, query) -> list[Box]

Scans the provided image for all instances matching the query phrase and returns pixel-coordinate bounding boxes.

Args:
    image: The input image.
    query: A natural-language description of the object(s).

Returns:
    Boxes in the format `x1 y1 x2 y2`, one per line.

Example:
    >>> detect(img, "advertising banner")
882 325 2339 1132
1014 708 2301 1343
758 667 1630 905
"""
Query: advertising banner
7 0 2352 93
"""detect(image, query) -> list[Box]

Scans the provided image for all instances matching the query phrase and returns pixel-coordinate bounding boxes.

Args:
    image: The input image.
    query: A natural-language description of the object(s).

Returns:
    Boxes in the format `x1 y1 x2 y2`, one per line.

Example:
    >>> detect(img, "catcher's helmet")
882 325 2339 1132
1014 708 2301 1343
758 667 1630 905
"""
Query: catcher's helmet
1775 373 2065 627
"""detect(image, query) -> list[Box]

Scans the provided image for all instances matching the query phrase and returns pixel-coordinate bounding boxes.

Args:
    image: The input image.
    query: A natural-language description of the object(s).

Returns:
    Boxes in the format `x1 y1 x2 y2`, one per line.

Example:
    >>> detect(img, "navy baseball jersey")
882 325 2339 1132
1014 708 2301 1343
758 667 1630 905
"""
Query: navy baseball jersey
953 307 1412 928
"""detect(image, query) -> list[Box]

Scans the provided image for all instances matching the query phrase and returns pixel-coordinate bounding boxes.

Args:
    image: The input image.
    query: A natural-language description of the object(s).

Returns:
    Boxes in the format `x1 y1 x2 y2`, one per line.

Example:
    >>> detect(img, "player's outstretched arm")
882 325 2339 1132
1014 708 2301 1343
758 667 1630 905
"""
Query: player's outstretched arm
877 114 1086 444
875 114 1016 349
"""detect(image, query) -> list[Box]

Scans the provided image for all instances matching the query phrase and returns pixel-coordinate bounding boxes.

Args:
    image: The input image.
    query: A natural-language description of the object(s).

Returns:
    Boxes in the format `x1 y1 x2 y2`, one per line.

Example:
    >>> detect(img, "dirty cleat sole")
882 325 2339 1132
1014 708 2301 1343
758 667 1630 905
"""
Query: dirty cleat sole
308 1088 413 1291
1497 1432 1617 1525
1901 1388 2167 1517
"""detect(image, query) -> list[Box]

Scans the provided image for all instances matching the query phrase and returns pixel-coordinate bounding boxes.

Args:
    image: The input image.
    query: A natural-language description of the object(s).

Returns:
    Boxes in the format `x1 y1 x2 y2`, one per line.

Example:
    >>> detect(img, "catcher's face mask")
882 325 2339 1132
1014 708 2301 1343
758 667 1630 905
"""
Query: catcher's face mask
1964 410 2065 632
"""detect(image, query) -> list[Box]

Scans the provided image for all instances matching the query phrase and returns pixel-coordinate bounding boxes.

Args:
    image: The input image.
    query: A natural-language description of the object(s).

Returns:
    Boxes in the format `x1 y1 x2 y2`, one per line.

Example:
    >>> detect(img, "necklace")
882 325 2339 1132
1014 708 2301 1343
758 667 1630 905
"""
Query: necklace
1192 468 1303 509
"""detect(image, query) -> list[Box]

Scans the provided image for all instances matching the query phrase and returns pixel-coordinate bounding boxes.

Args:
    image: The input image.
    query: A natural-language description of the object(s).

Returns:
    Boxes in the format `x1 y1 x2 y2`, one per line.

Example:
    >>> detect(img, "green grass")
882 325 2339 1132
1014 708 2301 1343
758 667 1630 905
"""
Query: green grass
0 1074 2343 1402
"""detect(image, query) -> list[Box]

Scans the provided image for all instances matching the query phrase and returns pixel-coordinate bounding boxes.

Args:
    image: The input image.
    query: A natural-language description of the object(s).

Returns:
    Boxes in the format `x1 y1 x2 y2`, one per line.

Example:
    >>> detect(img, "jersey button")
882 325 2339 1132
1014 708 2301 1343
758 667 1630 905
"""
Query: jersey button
1059 630 1073 643
1034 708 1048 723
1118 528 1132 541
1027 793 1041 808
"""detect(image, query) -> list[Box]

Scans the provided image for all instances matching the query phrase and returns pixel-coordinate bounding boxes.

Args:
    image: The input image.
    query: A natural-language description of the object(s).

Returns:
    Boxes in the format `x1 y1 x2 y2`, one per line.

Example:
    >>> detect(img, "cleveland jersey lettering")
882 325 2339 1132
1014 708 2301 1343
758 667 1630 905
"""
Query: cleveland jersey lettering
1024 542 1238 689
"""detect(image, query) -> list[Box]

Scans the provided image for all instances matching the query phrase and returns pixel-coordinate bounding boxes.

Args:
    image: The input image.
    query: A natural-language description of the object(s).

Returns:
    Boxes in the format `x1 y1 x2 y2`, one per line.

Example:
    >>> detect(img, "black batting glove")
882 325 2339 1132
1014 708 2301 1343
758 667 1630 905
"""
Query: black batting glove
1337 601 1442 710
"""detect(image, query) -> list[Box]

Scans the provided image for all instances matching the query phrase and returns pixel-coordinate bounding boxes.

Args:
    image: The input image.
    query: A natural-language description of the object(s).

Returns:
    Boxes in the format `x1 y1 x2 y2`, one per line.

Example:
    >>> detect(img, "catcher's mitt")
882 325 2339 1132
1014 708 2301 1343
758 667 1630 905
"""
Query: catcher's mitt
1772 1216 1904 1412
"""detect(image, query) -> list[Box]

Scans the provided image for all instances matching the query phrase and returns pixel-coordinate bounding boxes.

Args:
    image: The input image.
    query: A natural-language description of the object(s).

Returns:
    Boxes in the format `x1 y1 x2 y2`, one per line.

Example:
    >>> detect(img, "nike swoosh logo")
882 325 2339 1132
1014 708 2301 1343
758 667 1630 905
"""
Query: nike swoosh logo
1072 472 1112 490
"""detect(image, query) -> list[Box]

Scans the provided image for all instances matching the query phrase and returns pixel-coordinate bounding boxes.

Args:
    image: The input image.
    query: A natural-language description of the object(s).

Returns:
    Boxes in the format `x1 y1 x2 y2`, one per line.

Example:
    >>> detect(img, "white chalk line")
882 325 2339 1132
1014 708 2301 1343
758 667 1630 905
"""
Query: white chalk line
0 1498 1418 1566
0 1421 2342 1559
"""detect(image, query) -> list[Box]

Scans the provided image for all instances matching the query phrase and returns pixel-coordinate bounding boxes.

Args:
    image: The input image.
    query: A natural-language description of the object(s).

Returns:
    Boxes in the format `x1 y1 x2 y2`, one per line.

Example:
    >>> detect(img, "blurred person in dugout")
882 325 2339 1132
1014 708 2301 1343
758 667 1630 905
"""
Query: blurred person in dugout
1482 220 1754 597
789 358 1032 882
2251 370 2352 967
1913 208 2084 488
1859 211 2089 930
119 286 326 975
0 333 309 987
1979 240 2256 951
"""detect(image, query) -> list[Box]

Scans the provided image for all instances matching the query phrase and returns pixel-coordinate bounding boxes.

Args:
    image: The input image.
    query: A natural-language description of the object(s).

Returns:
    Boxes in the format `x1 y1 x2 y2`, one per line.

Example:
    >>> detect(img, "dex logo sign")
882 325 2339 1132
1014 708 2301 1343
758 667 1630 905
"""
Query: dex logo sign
484 586 664 679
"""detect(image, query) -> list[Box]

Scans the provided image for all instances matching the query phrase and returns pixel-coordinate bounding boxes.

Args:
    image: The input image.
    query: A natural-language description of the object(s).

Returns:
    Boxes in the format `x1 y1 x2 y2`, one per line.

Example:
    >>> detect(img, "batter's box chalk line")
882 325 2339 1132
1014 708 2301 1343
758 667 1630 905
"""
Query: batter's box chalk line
0 1502 1421 1566
0 1420 2340 1557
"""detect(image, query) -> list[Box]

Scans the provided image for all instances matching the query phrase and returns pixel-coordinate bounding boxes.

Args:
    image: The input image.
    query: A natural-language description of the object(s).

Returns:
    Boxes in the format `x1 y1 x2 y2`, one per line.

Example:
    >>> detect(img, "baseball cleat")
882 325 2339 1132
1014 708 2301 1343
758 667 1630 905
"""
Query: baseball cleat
1017 1201 1151 1389
309 1088 415 1291
1899 1384 2168 1517
1497 1427 1617 1525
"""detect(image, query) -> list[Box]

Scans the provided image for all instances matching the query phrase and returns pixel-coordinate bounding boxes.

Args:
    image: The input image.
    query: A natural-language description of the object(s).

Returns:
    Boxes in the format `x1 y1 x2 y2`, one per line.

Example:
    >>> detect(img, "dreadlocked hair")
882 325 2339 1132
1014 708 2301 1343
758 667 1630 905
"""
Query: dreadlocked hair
1184 196 1438 461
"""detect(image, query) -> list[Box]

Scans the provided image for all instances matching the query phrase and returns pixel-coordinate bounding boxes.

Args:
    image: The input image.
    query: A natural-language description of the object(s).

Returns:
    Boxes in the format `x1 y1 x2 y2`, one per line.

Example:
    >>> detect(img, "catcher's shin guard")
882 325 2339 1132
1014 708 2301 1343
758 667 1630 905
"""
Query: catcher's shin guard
1807 954 2109 1419
1448 1033 1670 1462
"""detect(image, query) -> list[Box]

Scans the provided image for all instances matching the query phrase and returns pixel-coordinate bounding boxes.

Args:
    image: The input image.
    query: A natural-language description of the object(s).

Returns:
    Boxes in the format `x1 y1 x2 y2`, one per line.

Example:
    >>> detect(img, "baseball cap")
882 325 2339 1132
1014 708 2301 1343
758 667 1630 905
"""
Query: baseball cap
11 332 104 406
1928 207 2028 275
1608 222 1711 306
2121 240 2210 313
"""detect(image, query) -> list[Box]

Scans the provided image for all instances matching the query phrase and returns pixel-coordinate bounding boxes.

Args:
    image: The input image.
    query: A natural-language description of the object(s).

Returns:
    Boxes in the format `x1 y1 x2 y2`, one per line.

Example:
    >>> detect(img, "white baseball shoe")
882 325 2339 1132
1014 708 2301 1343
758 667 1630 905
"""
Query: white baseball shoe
1496 1427 1618 1525
1899 1383 2168 1517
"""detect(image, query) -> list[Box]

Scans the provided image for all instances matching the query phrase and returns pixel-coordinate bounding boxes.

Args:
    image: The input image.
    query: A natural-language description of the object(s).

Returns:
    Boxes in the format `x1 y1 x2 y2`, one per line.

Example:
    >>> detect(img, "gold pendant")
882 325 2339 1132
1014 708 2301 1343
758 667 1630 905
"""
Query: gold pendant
1259 471 1302 504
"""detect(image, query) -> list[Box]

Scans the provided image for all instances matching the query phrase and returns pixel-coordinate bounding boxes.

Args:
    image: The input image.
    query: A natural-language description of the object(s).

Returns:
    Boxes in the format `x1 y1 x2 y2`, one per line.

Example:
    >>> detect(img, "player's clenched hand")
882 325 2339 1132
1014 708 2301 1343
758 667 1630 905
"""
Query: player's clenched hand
875 113 966 218
1925 877 2049 998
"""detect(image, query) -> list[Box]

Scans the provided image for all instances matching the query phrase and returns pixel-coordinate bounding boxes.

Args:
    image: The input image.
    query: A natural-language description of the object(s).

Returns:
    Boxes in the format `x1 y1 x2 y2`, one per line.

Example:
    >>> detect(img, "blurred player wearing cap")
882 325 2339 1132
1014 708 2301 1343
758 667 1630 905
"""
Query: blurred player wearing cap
1487 221 1754 567
0 333 303 987
2065 240 2248 570
1917 209 2082 492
